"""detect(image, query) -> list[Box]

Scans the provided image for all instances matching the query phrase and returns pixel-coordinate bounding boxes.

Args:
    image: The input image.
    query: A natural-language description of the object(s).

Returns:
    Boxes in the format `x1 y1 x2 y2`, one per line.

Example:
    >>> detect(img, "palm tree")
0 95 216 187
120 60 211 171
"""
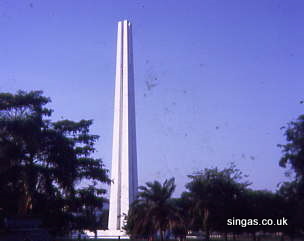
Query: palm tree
125 200 156 240
125 178 177 241
169 196 190 241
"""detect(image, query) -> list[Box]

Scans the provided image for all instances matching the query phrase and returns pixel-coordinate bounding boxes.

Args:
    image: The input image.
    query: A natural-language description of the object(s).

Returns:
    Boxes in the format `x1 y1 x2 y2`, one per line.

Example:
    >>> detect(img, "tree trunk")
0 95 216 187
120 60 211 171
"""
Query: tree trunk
203 208 210 241
18 177 32 216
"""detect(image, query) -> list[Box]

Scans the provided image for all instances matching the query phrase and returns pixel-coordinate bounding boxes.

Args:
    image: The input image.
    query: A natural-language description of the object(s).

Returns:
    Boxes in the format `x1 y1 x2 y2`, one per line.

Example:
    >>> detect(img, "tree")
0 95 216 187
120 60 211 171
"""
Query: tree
125 199 156 240
125 178 177 241
276 181 304 240
169 196 191 241
278 114 304 182
185 164 250 241
71 185 107 238
278 114 304 238
0 90 110 234
238 189 285 240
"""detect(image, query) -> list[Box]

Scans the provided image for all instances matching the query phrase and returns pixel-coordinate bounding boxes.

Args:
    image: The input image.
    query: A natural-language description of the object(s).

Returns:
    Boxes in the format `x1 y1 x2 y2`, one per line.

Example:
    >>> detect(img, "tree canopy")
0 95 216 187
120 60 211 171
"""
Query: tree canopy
126 162 304 241
278 114 304 182
0 90 110 234
185 164 250 241
277 113 304 239
124 178 178 241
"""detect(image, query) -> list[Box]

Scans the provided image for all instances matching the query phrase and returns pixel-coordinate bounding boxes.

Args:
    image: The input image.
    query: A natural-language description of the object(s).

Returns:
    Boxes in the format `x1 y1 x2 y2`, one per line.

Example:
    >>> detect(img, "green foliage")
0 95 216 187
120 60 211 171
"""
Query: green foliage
278 114 304 181
277 113 304 237
185 163 250 240
0 90 110 234
169 196 190 241
125 166 304 240
125 178 178 240
277 181 304 238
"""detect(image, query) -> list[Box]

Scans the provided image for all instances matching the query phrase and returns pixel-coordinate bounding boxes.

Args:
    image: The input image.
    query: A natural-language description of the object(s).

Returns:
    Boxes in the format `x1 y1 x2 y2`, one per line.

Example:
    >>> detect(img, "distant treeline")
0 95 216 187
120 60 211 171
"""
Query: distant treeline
124 115 304 241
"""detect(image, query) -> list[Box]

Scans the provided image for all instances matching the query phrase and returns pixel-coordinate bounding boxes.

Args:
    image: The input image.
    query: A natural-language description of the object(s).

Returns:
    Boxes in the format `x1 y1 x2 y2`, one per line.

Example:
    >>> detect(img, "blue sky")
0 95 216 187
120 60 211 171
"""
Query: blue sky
1 0 303 196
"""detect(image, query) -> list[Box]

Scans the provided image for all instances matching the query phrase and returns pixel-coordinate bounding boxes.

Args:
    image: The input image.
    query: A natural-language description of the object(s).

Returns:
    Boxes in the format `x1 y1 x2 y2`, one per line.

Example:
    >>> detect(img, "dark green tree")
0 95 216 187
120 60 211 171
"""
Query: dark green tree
169 196 191 241
125 178 177 241
71 185 107 238
185 164 250 241
278 114 304 182
278 114 304 238
125 199 156 240
239 189 285 240
0 90 110 234
276 181 304 240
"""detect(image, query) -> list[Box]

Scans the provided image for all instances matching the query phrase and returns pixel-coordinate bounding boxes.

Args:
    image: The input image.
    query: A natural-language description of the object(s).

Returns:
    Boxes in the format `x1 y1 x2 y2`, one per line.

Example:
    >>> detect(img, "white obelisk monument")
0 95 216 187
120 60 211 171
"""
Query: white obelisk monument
108 20 138 234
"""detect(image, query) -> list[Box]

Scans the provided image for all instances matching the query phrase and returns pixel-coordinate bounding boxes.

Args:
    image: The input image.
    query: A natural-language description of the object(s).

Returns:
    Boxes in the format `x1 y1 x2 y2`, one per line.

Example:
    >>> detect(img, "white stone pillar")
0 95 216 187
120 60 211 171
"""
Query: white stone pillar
108 20 138 232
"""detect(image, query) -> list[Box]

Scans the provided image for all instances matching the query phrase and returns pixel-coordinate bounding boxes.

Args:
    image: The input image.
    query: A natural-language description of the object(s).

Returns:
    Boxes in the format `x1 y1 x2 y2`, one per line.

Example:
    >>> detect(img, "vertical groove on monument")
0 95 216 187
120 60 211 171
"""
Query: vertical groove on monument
108 20 138 232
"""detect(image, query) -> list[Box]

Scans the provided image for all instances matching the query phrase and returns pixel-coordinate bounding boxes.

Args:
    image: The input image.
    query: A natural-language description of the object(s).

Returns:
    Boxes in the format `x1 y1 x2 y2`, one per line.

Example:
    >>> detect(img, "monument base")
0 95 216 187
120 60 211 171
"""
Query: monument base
84 229 129 239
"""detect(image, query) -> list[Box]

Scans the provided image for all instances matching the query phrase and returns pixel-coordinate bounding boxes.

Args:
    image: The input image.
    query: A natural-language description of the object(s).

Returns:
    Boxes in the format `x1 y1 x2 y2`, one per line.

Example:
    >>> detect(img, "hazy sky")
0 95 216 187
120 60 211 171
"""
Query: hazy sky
1 0 303 196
